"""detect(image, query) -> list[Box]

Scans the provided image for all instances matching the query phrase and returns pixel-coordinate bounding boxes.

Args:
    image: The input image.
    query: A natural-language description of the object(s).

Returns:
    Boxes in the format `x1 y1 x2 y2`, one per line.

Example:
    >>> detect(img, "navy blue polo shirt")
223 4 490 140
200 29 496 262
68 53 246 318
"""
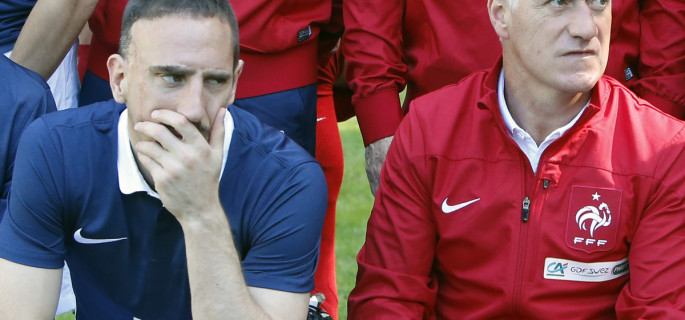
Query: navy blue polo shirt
0 54 55 214
0 100 327 319
0 0 34 52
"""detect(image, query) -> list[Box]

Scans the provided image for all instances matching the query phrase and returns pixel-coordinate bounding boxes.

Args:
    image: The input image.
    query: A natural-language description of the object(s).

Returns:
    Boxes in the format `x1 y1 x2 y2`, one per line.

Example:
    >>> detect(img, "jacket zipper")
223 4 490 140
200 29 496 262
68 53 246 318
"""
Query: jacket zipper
512 152 534 318
514 176 550 317
508 98 590 318
521 197 531 222
523 179 549 222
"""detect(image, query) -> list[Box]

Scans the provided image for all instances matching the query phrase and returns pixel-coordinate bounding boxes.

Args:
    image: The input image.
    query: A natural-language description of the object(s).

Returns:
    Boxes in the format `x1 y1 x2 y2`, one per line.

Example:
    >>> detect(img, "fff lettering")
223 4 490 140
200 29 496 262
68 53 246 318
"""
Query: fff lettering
573 237 608 246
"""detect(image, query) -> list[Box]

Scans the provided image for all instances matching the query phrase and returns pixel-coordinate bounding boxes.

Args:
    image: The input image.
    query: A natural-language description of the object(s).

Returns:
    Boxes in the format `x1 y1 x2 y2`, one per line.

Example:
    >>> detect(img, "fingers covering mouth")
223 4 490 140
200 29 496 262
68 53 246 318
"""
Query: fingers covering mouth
164 124 183 140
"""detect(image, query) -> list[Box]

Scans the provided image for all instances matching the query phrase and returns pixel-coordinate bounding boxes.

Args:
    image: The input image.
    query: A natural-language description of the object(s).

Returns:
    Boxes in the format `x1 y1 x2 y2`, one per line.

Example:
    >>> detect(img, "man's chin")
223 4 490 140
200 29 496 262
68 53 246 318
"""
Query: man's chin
561 71 602 93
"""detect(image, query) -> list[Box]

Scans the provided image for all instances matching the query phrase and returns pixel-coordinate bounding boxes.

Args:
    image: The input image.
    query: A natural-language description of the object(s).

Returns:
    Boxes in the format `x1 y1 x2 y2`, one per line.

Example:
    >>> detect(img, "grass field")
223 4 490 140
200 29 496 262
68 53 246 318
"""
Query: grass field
334 118 375 319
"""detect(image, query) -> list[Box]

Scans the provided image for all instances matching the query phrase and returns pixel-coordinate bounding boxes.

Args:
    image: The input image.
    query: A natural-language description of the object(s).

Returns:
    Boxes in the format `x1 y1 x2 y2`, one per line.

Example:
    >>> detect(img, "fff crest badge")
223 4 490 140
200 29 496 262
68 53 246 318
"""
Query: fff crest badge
565 186 622 253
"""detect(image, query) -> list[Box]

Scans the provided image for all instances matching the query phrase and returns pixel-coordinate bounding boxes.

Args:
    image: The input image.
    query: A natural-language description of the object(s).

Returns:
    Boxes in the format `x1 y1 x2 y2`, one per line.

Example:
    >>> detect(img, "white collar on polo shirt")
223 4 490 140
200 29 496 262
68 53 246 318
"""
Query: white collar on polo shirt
117 108 233 198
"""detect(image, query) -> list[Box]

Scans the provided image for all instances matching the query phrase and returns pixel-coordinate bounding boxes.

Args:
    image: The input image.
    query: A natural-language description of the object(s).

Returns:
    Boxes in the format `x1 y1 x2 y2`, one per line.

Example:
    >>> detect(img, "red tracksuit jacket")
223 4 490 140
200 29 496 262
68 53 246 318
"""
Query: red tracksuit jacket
342 0 685 146
348 61 685 319
86 0 342 99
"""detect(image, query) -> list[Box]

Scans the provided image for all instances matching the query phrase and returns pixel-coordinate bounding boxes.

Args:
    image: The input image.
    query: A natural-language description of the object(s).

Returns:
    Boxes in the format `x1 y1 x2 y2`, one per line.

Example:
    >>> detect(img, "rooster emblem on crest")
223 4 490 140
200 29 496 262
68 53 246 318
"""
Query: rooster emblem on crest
575 202 612 237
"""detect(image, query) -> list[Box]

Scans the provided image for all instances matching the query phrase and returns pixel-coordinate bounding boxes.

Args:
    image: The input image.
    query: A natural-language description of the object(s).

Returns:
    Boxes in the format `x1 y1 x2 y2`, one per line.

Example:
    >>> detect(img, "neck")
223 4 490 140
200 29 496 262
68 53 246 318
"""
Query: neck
128 125 156 190
502 67 591 145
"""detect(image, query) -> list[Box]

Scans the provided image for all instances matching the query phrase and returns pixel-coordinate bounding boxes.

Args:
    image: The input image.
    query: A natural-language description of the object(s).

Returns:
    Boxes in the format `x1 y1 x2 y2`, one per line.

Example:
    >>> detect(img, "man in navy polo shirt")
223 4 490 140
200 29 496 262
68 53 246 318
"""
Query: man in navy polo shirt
0 0 327 318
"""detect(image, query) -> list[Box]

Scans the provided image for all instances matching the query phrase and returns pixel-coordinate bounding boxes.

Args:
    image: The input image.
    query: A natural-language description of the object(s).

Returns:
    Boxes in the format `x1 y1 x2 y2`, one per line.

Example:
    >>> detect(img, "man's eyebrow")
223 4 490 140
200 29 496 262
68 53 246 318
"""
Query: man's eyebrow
149 65 195 75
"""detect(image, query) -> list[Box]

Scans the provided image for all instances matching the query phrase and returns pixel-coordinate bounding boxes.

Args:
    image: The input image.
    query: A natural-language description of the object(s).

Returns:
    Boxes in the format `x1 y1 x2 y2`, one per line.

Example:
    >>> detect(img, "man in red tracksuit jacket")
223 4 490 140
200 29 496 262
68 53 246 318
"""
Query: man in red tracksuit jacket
348 0 685 318
342 0 685 195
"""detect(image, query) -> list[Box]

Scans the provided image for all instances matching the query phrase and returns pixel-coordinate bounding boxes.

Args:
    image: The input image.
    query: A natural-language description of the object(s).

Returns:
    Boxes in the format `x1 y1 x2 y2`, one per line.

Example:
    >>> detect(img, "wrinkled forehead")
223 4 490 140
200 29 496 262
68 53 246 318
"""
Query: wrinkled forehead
128 15 234 58
129 14 232 38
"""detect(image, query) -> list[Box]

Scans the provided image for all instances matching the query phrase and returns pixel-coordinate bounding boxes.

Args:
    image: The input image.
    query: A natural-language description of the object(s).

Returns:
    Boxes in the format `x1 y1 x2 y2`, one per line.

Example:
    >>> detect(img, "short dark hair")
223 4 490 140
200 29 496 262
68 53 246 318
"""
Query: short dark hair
119 0 240 69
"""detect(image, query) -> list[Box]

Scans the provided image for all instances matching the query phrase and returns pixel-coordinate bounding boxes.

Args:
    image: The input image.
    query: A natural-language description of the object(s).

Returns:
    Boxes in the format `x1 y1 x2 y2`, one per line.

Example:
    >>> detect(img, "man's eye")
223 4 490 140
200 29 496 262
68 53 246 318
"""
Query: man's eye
205 78 227 85
205 75 231 86
549 0 568 6
161 74 184 84
587 0 609 9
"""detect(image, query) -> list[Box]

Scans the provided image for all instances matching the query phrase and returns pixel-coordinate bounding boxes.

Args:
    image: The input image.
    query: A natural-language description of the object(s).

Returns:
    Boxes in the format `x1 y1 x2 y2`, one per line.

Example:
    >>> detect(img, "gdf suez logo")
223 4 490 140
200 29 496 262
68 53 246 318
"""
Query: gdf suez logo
566 186 622 253
544 257 629 282
546 262 568 277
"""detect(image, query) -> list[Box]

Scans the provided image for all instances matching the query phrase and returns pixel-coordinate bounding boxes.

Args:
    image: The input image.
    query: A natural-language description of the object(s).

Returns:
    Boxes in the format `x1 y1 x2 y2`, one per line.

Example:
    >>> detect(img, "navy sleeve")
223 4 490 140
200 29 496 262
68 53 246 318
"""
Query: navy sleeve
0 85 56 214
241 160 328 293
0 117 66 269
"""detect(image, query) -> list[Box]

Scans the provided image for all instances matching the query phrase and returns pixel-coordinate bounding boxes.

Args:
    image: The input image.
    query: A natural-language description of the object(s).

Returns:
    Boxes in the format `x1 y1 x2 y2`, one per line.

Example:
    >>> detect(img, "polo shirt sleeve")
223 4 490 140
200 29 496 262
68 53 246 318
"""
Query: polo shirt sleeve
1 81 56 215
0 117 66 269
240 160 328 293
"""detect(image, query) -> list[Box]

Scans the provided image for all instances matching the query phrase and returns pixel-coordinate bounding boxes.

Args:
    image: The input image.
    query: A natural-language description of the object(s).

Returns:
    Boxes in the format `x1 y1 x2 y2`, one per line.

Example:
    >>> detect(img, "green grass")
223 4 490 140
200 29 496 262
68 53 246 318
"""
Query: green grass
335 118 375 319
55 312 75 320
335 88 404 318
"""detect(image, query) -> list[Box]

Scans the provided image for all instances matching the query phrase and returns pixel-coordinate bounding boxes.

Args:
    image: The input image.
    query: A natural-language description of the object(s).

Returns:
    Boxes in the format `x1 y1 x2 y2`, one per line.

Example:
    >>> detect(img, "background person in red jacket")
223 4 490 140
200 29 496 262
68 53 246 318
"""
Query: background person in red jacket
342 0 685 195
348 0 685 318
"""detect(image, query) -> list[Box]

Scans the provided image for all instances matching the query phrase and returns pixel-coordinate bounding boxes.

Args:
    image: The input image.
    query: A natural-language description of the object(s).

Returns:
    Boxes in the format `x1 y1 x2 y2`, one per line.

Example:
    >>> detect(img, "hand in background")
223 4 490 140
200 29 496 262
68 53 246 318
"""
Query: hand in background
364 135 393 196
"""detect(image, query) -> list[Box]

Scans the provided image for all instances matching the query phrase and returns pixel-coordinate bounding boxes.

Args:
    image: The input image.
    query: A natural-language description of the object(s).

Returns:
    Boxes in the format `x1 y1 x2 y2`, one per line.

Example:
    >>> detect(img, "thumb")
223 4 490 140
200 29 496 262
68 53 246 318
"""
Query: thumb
209 107 227 149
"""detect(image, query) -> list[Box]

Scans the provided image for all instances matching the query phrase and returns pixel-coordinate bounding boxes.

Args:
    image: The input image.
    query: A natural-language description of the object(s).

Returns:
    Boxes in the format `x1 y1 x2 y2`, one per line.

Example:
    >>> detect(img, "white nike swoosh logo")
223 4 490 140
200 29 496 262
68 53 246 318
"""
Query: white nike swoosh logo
317 117 326 122
74 228 127 244
442 198 480 214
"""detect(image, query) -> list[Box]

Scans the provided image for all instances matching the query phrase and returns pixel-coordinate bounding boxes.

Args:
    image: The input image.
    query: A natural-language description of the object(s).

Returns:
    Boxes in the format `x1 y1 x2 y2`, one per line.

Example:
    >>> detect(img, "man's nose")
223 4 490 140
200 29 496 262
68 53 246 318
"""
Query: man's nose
177 77 206 123
567 2 600 40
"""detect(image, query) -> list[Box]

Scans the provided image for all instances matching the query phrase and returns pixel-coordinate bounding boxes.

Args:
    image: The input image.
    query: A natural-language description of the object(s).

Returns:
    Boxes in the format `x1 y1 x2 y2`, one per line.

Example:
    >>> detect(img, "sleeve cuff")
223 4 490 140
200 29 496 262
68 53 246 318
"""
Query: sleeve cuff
354 89 403 146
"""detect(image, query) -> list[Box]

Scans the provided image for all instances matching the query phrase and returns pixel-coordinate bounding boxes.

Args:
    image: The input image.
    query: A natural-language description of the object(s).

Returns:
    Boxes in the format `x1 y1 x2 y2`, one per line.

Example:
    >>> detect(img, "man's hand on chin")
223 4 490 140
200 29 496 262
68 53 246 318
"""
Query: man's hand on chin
132 108 226 224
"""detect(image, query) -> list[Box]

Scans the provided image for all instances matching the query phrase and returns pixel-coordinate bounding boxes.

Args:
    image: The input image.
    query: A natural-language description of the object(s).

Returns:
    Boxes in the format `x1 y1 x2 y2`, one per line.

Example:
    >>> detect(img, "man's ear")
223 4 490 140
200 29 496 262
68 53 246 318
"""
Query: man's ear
488 0 510 40
226 59 244 106
108 54 128 103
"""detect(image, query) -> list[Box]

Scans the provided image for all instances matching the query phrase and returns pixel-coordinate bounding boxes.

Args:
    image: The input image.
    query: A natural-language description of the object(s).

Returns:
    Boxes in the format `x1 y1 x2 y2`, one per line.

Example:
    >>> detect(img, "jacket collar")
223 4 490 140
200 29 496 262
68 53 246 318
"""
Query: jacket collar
477 56 607 132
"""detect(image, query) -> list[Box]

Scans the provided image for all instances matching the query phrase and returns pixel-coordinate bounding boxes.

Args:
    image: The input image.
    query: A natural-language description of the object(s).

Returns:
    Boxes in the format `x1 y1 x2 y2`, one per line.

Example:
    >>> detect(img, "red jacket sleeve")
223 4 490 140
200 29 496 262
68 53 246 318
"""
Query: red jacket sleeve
629 0 685 118
348 103 438 319
615 126 685 318
342 0 404 146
